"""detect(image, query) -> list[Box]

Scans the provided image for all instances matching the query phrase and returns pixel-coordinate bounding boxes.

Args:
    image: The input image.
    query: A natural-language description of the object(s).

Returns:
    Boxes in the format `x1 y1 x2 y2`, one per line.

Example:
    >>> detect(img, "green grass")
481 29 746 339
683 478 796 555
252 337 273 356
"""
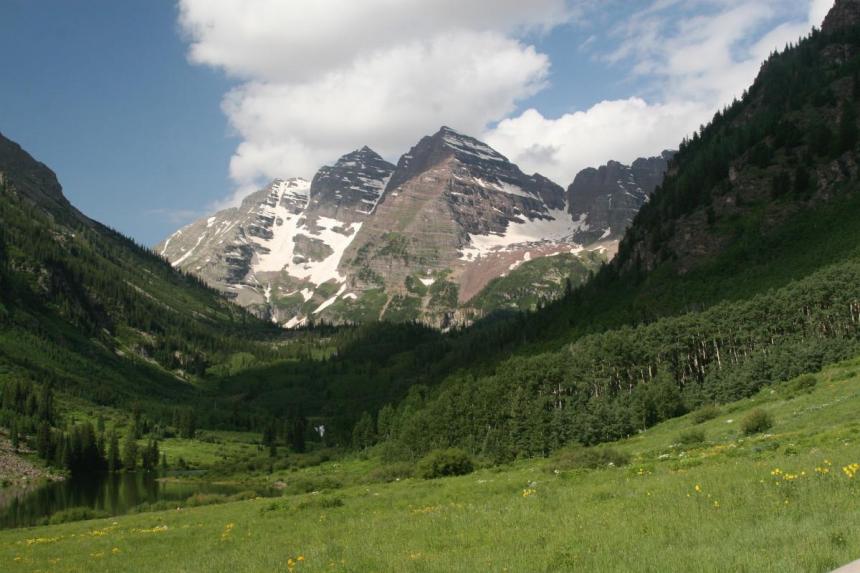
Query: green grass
470 251 603 312
3 359 860 572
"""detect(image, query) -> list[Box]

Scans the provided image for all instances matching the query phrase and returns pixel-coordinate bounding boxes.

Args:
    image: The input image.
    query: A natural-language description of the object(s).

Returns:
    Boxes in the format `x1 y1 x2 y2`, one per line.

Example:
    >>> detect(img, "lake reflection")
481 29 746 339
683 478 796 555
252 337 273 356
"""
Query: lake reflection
0 473 256 529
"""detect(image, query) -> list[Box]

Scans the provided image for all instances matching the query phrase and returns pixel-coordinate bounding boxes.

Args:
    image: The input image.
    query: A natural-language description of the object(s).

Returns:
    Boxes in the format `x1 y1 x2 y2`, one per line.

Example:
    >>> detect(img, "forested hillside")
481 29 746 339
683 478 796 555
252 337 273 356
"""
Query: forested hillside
0 133 288 413
333 15 860 460
2 4 860 476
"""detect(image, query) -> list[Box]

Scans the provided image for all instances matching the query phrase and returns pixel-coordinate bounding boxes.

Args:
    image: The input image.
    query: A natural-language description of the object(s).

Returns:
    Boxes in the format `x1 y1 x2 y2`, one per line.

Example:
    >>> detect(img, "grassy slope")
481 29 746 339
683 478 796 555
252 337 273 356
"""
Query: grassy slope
530 186 860 347
469 250 604 313
2 358 859 572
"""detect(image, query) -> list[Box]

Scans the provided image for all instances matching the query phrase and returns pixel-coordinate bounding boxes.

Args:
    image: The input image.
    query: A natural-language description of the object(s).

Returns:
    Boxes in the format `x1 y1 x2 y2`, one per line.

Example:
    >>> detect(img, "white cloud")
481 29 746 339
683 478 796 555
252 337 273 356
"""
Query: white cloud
485 99 709 185
484 0 831 186
177 0 567 203
220 32 549 201
179 0 568 81
179 0 835 203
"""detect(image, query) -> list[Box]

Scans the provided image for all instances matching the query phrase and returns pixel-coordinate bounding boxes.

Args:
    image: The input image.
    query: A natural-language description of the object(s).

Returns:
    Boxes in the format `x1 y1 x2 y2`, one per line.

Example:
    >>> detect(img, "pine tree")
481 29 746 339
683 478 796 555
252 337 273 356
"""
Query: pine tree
122 428 138 472
107 431 120 473
352 412 376 450
838 104 858 154
376 405 396 440
36 421 53 460
287 414 307 453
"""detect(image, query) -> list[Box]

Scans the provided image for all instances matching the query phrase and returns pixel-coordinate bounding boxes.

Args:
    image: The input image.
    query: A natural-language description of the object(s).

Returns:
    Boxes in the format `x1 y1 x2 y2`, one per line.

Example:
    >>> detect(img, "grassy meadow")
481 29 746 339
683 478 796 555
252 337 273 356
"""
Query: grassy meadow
2 358 860 572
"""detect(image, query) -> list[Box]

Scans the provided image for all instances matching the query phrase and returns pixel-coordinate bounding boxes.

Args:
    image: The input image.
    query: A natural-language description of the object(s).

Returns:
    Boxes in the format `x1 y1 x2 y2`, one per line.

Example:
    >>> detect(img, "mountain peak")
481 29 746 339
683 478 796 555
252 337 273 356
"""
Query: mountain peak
0 131 76 220
337 145 383 161
432 126 509 164
822 0 860 33
309 146 395 219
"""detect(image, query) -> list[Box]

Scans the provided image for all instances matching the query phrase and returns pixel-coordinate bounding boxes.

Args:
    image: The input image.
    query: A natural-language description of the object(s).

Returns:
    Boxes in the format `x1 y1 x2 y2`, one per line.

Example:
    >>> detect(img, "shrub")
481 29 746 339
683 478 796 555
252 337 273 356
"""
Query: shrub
129 500 174 514
741 409 773 435
185 493 229 507
48 507 109 525
282 475 343 495
293 451 331 469
692 404 720 424
551 447 630 471
227 490 258 502
296 496 345 511
784 374 818 397
365 462 415 483
678 429 706 445
416 448 474 479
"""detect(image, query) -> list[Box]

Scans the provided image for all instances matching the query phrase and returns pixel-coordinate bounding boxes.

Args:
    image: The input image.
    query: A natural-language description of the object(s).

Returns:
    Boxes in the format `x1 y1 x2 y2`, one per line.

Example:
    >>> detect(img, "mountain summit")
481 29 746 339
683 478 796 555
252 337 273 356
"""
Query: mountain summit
160 129 671 327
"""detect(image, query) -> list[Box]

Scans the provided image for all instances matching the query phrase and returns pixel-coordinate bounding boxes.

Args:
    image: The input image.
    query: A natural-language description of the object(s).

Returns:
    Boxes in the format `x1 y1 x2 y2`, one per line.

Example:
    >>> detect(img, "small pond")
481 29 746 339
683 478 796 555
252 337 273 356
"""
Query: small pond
0 472 274 529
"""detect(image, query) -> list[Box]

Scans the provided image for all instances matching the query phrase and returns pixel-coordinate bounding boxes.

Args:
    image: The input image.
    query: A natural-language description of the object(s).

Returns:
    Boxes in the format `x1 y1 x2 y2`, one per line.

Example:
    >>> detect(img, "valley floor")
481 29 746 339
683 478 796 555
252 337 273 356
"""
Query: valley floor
2 359 860 572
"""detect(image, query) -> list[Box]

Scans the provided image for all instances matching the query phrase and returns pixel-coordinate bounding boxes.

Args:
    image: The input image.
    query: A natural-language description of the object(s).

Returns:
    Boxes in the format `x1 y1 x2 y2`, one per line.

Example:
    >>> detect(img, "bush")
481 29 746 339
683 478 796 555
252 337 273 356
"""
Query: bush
416 448 474 479
784 374 818 397
129 500 174 514
228 490 258 502
550 447 630 471
282 475 343 495
48 507 109 525
185 493 229 507
741 409 773 435
692 404 720 424
365 462 415 483
678 429 706 445
296 496 345 511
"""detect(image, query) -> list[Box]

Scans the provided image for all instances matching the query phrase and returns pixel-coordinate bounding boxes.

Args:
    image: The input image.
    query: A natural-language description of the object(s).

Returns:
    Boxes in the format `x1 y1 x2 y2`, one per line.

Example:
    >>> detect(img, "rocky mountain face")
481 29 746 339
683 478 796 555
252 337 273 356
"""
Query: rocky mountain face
567 151 674 245
615 4 860 278
823 0 860 33
160 128 671 328
0 132 82 222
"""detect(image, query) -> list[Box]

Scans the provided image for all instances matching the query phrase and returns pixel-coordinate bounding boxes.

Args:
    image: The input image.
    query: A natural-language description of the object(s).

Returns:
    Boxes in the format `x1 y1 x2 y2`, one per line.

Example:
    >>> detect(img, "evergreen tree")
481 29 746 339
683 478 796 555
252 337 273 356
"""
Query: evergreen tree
287 414 307 453
376 404 396 440
141 440 159 471
36 421 53 460
352 412 376 450
838 104 858 154
37 384 54 424
107 430 120 473
122 428 138 472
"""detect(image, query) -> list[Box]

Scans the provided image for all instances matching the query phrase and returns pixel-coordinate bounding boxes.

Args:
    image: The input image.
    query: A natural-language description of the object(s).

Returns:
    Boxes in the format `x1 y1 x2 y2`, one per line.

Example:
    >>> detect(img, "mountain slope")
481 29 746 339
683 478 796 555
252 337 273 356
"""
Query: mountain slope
159 147 397 326
0 131 281 412
162 130 670 327
339 0 860 460
511 6 860 344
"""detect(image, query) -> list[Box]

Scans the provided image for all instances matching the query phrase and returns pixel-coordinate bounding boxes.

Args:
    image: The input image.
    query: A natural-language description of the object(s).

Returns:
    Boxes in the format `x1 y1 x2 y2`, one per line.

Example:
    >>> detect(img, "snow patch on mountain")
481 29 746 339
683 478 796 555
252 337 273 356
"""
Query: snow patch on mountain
246 179 363 286
172 234 205 268
313 284 348 315
460 208 584 261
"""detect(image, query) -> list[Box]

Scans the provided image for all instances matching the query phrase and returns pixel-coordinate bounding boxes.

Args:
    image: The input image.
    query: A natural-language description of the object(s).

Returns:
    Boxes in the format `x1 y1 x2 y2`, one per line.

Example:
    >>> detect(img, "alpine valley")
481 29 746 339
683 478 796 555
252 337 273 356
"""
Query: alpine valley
158 128 672 328
3 1 860 572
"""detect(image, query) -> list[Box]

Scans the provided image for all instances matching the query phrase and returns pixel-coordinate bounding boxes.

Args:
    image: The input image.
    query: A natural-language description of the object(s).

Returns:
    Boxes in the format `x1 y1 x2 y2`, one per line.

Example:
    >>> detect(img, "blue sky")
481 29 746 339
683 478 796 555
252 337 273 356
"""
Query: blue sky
0 0 829 245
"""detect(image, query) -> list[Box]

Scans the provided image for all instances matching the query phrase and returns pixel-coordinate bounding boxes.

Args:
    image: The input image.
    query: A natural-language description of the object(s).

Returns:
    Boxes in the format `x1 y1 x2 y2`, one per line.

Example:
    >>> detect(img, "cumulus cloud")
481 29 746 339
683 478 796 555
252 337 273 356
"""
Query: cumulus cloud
179 0 835 203
177 0 568 204
484 0 832 185
486 99 710 185
220 32 549 204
